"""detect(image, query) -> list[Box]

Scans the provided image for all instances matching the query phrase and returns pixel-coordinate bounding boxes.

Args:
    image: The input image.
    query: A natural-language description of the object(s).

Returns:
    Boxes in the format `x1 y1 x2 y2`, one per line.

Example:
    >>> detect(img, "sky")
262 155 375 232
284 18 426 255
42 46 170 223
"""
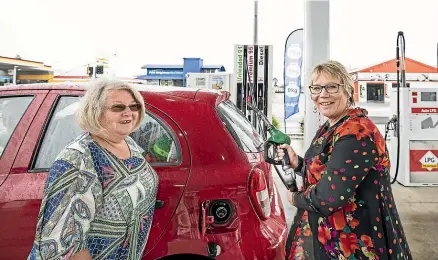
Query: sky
0 0 437 80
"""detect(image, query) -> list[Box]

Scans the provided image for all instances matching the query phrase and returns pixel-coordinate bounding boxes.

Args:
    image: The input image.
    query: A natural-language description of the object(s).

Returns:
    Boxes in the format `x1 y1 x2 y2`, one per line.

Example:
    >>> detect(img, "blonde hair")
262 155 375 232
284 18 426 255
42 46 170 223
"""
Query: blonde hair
76 77 145 135
311 60 355 106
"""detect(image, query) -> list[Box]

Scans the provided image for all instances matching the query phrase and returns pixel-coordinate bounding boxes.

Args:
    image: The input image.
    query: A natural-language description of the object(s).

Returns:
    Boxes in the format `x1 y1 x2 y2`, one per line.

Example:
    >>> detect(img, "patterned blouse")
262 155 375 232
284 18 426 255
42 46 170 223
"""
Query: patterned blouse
28 133 159 260
285 108 412 260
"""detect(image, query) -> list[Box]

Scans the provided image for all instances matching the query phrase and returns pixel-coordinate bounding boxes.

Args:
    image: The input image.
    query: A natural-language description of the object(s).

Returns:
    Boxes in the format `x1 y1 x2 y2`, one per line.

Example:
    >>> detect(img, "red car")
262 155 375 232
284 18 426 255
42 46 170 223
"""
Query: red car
0 83 287 259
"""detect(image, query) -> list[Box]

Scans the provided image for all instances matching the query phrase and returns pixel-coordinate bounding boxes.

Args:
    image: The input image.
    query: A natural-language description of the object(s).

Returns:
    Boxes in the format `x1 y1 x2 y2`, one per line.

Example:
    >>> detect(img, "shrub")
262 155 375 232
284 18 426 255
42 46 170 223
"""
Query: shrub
272 115 280 129
299 117 304 133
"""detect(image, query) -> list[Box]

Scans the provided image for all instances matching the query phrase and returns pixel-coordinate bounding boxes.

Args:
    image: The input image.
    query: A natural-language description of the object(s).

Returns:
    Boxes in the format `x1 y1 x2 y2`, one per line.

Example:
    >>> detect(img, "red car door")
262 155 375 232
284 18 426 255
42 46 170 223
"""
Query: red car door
131 104 191 258
2 89 191 258
0 89 49 259
4 89 84 259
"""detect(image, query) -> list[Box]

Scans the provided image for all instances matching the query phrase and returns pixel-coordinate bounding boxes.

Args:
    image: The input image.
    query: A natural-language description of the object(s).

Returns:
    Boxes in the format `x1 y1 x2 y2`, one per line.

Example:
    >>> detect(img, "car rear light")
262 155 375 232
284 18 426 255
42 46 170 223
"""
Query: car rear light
248 168 271 220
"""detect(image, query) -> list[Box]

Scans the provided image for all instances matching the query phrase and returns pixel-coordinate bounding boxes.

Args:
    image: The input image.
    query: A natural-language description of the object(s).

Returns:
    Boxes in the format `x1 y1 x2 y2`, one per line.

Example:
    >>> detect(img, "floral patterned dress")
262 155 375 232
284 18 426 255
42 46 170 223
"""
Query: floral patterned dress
285 108 412 260
28 133 159 260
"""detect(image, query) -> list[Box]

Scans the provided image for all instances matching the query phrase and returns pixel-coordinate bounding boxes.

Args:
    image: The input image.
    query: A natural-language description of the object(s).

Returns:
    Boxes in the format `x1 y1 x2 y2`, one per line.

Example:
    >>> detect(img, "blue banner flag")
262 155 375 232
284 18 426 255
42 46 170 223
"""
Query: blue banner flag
283 28 303 119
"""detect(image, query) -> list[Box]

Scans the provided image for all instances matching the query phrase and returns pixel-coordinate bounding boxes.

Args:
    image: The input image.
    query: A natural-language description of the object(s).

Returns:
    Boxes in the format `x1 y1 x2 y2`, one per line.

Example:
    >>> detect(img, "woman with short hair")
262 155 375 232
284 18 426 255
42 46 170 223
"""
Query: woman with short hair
278 60 412 260
28 78 158 260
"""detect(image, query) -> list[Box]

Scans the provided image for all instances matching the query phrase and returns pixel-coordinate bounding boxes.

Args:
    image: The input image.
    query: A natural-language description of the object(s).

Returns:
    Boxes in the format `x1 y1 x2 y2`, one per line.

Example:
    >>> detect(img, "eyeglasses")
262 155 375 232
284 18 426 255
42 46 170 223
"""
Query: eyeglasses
308 83 343 94
108 103 141 112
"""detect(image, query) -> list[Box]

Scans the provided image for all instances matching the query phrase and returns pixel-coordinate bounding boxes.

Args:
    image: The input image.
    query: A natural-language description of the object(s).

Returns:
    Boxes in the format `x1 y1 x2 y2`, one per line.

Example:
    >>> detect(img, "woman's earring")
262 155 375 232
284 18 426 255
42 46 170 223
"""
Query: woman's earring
313 106 317 113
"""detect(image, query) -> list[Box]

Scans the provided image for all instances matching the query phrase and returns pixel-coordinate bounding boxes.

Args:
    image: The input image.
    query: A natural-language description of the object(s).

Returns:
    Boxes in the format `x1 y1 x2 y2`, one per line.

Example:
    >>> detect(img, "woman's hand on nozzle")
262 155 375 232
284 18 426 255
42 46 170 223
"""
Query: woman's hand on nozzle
276 144 299 169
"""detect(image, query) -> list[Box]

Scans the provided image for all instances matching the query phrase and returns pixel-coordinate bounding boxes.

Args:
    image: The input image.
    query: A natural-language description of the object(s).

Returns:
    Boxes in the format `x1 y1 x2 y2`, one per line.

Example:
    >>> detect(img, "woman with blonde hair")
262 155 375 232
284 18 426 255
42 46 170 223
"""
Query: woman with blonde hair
277 60 412 259
28 78 158 260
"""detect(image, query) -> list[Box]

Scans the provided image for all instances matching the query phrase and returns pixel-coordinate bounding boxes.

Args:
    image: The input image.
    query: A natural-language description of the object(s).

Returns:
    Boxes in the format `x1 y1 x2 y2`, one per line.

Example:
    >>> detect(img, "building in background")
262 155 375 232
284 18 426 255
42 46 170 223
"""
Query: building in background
350 57 438 104
0 56 53 85
136 58 226 87
49 56 129 83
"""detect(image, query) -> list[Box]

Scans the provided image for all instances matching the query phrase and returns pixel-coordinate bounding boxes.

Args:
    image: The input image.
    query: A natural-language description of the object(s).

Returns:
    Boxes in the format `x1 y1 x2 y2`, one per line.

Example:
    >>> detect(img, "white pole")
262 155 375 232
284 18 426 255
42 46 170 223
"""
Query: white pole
303 0 330 148
13 66 18 84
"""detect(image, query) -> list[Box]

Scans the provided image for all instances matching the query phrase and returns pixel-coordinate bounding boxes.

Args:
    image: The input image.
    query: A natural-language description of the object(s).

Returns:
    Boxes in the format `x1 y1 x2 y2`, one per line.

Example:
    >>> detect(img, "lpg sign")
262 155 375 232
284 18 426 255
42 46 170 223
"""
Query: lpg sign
420 151 438 171
410 150 438 172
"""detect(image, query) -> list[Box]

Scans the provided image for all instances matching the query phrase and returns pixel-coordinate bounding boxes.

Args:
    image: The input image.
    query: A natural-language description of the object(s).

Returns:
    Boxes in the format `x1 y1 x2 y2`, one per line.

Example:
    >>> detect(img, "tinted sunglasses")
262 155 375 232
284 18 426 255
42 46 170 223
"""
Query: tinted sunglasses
108 103 142 112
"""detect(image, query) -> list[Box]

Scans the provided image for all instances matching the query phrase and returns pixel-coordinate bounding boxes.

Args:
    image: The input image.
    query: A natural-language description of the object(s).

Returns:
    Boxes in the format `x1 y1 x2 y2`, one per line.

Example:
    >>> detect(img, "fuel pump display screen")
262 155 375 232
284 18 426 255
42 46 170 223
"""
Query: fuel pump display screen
420 92 437 102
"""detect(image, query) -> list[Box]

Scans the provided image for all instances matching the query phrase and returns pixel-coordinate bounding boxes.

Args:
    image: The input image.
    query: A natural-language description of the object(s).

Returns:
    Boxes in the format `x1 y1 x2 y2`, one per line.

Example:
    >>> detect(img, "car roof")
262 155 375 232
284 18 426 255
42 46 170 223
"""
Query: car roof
0 83 230 105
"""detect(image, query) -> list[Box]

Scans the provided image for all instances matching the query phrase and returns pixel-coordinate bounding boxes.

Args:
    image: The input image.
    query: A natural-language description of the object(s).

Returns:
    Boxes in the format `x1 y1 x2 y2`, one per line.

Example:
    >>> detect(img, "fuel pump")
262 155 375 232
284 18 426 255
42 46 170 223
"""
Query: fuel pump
387 31 438 186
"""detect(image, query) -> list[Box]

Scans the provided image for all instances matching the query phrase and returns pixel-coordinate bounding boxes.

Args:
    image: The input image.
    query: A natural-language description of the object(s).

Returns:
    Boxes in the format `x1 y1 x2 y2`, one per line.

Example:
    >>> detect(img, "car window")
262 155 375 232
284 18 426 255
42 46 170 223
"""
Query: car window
130 113 180 165
216 100 265 153
0 96 34 158
32 96 181 169
33 96 83 170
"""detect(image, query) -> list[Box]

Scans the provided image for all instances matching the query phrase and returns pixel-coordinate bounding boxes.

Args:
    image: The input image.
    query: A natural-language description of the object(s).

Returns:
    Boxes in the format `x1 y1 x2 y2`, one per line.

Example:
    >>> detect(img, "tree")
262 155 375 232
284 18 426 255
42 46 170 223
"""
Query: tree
299 117 304 133
272 115 280 129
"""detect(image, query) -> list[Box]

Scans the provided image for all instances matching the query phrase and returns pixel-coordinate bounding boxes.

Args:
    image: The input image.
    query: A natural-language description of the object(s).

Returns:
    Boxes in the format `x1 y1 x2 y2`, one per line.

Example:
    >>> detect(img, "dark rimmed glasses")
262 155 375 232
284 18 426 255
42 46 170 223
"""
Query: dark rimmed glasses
309 83 343 94
108 103 141 112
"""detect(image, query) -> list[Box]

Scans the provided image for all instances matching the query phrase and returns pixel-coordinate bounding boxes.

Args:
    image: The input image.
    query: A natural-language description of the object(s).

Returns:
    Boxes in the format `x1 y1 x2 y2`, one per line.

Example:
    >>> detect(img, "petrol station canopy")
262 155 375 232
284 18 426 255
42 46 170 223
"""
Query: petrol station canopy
0 56 53 84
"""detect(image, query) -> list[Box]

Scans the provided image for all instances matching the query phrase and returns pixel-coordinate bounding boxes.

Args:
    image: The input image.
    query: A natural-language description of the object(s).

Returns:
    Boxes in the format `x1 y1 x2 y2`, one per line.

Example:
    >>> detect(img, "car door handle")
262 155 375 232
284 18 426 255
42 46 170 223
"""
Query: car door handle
155 200 165 209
